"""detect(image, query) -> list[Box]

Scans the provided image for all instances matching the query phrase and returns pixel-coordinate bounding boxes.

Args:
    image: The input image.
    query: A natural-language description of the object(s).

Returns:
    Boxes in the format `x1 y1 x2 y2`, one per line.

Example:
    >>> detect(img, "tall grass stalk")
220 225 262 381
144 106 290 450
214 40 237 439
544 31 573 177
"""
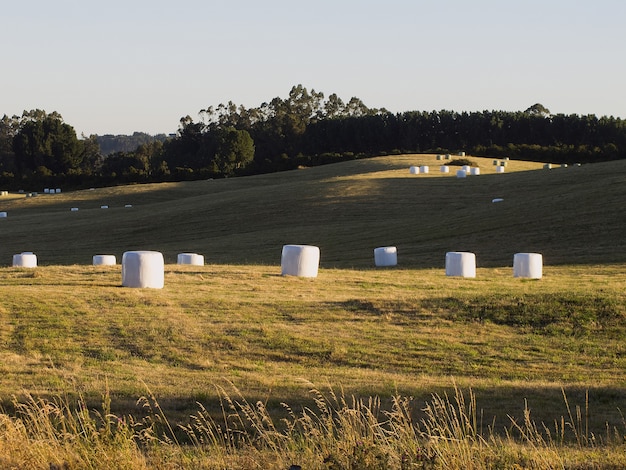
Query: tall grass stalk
1 384 626 468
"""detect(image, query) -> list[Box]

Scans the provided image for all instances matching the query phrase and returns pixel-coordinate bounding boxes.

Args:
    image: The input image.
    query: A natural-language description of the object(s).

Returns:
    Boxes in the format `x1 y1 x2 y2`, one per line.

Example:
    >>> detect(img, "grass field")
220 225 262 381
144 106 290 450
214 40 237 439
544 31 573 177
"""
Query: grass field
1 154 626 468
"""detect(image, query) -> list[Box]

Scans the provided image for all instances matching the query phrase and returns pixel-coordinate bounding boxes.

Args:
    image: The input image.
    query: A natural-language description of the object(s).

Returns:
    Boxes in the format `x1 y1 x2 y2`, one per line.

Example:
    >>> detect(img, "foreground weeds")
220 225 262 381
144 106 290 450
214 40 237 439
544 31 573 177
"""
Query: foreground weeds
1 384 626 469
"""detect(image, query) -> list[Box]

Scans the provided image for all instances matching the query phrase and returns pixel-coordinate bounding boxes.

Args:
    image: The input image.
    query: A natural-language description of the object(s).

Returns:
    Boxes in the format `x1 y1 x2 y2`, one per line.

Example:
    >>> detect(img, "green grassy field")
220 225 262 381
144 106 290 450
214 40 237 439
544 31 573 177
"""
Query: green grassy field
1 154 626 468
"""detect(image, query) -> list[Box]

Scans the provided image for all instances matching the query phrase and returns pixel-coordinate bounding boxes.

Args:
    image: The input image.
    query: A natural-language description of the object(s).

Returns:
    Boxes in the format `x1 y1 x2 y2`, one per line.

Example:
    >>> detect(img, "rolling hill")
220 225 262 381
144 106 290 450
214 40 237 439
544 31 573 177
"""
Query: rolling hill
0 154 624 268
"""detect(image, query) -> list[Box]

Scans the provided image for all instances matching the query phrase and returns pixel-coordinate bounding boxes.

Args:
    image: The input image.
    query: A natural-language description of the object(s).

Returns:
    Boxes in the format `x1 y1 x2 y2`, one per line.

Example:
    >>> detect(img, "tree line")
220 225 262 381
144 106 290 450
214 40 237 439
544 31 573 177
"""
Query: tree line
1 86 625 189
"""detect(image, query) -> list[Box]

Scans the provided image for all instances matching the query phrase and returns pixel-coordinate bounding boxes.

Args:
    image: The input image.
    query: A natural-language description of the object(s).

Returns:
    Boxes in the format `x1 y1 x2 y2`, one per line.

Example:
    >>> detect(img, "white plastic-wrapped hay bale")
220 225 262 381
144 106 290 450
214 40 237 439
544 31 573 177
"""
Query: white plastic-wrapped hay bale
456 169 467 178
13 252 37 268
420 165 429 174
436 155 442 160
93 254 116 266
513 253 543 279
177 253 205 266
55 188 61 193
374 246 397 267
121 251 164 288
458 151 465 157
440 165 450 173
101 205 109 209
493 160 499 166
492 198 504 203
409 166 420 174
461 165 471 173
124 204 133 208
0 190 8 196
544 163 552 169
496 166 505 173
445 252 476 277
281 245 320 278
470 167 480 176
0 212 6 218
44 188 50 194
71 207 79 211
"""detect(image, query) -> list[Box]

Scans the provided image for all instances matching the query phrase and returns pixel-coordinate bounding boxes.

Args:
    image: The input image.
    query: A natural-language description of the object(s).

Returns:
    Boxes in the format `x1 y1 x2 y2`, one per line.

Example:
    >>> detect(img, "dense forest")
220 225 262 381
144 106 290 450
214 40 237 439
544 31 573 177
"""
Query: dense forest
1 85 625 189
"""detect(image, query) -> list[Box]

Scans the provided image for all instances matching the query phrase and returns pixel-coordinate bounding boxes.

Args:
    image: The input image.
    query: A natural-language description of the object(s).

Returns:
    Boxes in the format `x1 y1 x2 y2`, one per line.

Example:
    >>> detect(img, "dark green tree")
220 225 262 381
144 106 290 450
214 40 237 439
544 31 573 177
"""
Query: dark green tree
214 127 255 175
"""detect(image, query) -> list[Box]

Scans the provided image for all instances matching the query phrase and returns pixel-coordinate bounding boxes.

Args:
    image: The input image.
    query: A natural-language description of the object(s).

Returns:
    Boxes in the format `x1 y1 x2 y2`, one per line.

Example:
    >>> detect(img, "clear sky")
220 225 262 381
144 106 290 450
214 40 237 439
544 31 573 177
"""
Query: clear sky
3 0 624 136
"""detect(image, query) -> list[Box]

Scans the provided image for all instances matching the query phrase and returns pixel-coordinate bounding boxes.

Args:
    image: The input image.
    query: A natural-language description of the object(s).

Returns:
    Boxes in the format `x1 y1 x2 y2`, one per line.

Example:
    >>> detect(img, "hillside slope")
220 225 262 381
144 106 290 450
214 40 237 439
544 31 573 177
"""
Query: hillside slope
0 154 624 268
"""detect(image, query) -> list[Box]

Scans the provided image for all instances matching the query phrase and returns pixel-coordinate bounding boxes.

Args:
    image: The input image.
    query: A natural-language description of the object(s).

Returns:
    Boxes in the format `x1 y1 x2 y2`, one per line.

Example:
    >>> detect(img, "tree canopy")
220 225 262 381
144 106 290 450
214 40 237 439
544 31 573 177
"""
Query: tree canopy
1 88 625 190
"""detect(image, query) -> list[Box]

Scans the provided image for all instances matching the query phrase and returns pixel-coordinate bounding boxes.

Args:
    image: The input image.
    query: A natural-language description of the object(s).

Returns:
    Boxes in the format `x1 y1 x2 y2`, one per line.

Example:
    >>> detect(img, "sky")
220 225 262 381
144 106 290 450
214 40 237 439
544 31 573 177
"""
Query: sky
2 0 625 136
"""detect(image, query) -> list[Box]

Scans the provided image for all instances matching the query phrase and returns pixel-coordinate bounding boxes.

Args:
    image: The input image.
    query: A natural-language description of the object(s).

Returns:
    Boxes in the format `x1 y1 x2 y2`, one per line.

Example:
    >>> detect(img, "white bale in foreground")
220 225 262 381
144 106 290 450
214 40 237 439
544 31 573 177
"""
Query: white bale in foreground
445 252 476 277
121 251 164 288
177 253 205 266
456 169 467 178
281 245 320 278
13 252 37 268
513 253 543 279
440 165 450 173
409 166 420 174
93 254 116 266
0 212 7 218
374 246 397 267
470 167 480 175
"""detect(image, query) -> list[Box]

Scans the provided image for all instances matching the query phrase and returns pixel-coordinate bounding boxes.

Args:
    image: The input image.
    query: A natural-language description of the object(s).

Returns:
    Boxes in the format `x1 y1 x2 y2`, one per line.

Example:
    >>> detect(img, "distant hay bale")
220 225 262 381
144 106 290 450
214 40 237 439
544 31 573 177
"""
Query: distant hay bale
458 151 466 157
93 254 116 266
121 251 164 288
374 246 397 267
55 188 61 193
440 165 450 173
0 212 6 218
281 245 320 278
496 166 505 173
101 205 109 209
177 253 205 266
0 191 8 196
493 160 499 166
461 165 471 173
492 198 504 203
513 253 543 279
71 207 79 211
445 252 476 277
13 252 37 268
124 204 133 208
470 167 480 175
436 155 442 160
420 165 429 174
44 188 50 194
456 169 467 178
409 166 420 174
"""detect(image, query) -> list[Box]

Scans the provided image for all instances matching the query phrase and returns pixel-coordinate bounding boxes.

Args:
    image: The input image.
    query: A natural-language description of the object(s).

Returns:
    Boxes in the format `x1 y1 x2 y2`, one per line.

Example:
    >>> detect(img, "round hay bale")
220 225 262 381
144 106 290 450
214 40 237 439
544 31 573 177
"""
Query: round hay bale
420 165 429 174
456 169 467 178
71 207 79 211
461 165 471 173
44 188 50 194
493 160 499 166
458 151 466 157
445 252 476 277
409 166 420 174
55 188 61 193
496 166 505 173
436 155 442 160
513 253 542 279
121 251 164 288
93 254 116 266
281 245 320 278
492 198 504 203
101 205 109 209
470 167 480 176
177 253 205 266
13 252 37 268
440 165 450 173
374 246 397 267
0 212 7 218
124 204 133 208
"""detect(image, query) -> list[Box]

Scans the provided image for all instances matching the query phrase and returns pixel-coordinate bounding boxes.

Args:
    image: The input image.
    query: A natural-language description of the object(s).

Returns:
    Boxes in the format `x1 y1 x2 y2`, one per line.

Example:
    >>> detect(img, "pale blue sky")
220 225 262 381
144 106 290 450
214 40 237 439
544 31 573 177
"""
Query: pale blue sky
3 0 624 136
